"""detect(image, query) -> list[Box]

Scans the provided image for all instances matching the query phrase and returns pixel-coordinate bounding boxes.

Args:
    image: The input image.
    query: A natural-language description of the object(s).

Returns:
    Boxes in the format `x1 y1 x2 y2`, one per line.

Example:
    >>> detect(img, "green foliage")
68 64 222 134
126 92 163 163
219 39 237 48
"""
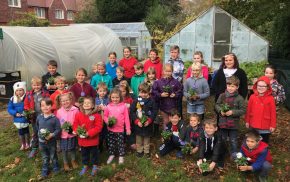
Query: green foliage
61 122 73 133
74 1 100 23
239 61 268 84
184 61 192 71
108 117 117 127
161 130 172 141
76 126 87 137
9 12 50 27
181 143 193 155
220 103 230 113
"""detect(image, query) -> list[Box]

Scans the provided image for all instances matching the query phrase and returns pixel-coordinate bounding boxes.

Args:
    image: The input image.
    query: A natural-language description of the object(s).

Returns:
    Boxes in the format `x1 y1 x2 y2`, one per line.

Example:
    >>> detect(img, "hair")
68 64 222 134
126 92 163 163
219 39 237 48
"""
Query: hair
221 53 239 69
149 48 158 55
97 82 108 92
40 97 53 106
54 76 66 84
169 109 181 118
170 45 180 53
145 67 156 81
96 61 106 69
193 51 204 64
134 62 144 70
119 84 130 97
203 119 217 128
56 91 74 109
245 129 262 142
189 113 200 122
119 80 132 95
123 46 132 52
47 60 57 67
226 76 240 87
75 68 88 77
79 96 95 114
31 76 42 84
116 66 125 73
108 52 117 57
109 88 123 102
191 62 202 77
164 63 173 71
138 83 150 94
264 64 277 79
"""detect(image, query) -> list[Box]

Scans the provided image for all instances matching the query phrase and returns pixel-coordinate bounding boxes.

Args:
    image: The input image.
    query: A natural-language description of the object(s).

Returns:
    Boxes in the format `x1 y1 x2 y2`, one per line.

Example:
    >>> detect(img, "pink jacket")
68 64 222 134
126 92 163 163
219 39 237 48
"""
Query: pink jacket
186 65 209 80
56 106 79 139
104 102 131 133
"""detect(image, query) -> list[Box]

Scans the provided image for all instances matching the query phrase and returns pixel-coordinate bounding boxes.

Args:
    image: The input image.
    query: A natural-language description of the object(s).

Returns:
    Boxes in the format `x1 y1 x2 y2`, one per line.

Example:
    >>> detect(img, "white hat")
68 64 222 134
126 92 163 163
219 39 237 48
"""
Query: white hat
12 81 26 103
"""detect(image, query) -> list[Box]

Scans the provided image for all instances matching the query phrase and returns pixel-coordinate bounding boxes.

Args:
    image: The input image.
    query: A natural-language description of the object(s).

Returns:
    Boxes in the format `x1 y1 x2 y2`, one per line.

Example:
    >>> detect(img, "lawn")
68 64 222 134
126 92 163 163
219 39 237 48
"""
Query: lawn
0 97 289 182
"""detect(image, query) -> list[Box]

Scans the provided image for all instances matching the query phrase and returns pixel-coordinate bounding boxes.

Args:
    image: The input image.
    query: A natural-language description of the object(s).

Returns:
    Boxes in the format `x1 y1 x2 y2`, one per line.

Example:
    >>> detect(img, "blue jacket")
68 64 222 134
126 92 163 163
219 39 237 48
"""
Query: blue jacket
106 62 118 79
90 73 113 91
7 96 28 125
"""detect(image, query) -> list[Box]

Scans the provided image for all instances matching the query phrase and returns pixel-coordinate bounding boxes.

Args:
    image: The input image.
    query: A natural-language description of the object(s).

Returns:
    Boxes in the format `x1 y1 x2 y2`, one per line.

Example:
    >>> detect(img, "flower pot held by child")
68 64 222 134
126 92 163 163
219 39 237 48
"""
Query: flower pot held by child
77 126 87 138
39 128 50 140
181 143 193 155
220 103 231 113
61 121 73 134
108 117 117 127
235 152 250 167
161 130 172 142
198 158 210 176
23 110 36 121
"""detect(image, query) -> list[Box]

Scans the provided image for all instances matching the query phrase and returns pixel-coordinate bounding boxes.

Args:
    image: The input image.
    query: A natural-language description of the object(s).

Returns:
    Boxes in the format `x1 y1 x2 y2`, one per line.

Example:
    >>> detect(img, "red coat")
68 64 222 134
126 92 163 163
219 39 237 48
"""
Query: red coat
144 57 163 79
119 57 138 78
241 141 272 164
73 112 103 147
24 89 50 110
245 76 276 130
186 65 209 80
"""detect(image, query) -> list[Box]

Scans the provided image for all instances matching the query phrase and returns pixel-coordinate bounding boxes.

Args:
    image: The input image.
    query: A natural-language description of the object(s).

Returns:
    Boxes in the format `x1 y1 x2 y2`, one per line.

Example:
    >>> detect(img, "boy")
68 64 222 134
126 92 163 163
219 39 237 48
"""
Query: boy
24 76 50 158
215 76 246 154
50 76 66 112
159 109 186 158
236 129 272 182
90 62 113 91
113 67 129 87
130 62 145 98
197 119 226 172
42 60 61 95
37 98 61 177
130 83 157 157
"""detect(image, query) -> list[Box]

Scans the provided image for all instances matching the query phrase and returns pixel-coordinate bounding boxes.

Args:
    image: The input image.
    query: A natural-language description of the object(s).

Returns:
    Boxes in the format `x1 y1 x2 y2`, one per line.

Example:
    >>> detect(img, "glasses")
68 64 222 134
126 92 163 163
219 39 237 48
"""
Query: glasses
257 85 267 88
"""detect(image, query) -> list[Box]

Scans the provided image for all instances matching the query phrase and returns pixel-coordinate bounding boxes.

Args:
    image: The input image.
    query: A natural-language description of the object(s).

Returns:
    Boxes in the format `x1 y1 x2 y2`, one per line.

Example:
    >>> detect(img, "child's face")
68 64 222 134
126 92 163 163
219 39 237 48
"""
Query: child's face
246 137 259 150
92 65 98 74
32 82 42 92
116 69 124 79
60 95 72 109
56 81 65 90
47 65 57 75
97 88 107 98
204 124 217 136
226 84 238 94
193 54 202 63
256 81 268 95
224 55 235 69
109 54 116 64
123 48 131 58
119 87 127 98
170 115 181 125
15 88 25 97
76 71 86 83
148 73 156 80
192 68 201 78
83 99 94 110
170 49 179 60
149 51 157 61
98 66 106 75
135 68 143 75
163 66 173 78
189 117 200 128
41 101 52 114
265 68 274 80
111 93 121 104
139 91 149 99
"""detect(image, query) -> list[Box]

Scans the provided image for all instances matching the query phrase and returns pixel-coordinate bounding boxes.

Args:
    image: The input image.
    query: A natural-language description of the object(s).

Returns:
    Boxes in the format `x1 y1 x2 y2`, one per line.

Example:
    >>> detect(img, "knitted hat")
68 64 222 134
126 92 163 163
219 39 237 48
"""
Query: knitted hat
13 81 26 103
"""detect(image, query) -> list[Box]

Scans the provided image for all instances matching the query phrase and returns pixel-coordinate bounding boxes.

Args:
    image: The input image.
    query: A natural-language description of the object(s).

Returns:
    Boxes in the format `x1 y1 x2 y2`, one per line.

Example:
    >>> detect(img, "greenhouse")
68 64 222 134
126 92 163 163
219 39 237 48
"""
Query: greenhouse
0 24 123 85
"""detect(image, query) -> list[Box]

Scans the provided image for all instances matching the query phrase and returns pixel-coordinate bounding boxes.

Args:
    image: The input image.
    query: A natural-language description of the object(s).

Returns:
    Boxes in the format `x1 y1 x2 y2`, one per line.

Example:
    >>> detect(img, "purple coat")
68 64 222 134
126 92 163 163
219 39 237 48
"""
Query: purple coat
152 77 182 113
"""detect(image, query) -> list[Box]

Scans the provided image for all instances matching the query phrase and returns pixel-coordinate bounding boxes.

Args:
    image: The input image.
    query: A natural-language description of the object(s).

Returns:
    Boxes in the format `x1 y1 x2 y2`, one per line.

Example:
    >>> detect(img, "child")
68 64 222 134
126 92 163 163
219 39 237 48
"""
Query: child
50 76 66 112
69 68 96 107
113 66 129 87
91 61 113 91
7 82 30 150
236 129 272 182
245 76 276 144
144 49 163 79
73 97 103 176
37 98 61 177
104 88 131 164
119 84 133 109
215 76 245 154
159 110 186 157
130 62 146 98
87 63 99 83
264 64 286 105
183 62 210 120
152 63 182 129
181 114 203 155
186 51 209 80
130 83 157 157
197 119 226 172
118 46 138 82
42 60 61 95
24 76 50 158
95 82 109 114
106 52 118 79
143 67 157 91
56 92 79 171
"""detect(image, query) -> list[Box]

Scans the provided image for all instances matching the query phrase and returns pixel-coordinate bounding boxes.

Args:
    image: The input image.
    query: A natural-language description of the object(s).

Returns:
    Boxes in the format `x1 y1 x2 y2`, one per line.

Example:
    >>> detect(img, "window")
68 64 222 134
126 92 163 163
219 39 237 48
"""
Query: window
67 11 74 20
35 8 45 19
55 10 64 19
8 0 21 8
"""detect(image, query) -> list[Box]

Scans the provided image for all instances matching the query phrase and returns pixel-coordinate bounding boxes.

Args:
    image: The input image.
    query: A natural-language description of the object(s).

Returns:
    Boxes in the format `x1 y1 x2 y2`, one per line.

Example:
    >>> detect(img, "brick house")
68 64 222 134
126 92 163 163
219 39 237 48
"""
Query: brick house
0 0 77 25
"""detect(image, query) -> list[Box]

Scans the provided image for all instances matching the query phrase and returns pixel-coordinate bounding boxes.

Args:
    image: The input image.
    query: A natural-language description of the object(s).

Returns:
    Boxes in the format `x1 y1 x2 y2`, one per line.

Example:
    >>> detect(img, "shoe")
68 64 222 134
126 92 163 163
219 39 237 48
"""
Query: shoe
25 143 30 150
79 166 88 176
20 144 25 150
91 165 98 176
53 166 60 173
63 163 70 171
136 152 143 158
28 149 38 158
41 170 48 178
71 160 78 169
176 151 183 158
119 156 124 164
107 155 115 164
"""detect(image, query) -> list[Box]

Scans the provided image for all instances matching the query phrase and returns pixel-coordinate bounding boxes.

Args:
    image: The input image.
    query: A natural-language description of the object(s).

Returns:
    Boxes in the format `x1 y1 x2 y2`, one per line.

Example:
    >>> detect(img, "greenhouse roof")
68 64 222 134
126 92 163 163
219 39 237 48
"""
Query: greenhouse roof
99 22 149 37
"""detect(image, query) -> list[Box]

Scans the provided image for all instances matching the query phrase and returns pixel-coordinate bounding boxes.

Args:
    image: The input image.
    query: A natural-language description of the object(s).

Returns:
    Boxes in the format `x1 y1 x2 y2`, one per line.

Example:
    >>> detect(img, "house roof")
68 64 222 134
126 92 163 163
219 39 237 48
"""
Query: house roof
27 0 77 10
27 0 48 7
63 0 77 11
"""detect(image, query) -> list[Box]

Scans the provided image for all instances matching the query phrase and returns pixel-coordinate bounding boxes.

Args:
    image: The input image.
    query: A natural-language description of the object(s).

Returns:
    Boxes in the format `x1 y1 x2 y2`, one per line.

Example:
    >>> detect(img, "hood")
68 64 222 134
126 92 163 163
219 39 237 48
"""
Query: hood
13 81 26 103
148 57 161 64
253 76 272 96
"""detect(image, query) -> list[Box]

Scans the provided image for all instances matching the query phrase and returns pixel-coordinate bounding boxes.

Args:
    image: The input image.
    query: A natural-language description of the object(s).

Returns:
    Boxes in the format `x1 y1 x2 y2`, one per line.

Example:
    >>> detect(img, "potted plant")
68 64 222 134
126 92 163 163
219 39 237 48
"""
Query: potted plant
23 109 35 120
162 85 172 94
198 158 210 176
220 103 231 113
161 130 172 142
181 143 193 155
235 152 250 167
61 121 73 134
108 116 117 127
39 128 50 140
77 126 87 138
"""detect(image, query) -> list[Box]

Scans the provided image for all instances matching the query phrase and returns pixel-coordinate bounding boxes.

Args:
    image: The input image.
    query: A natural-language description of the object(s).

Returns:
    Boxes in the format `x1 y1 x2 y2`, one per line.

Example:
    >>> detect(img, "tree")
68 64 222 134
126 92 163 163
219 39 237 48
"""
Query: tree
9 12 50 27
74 0 100 23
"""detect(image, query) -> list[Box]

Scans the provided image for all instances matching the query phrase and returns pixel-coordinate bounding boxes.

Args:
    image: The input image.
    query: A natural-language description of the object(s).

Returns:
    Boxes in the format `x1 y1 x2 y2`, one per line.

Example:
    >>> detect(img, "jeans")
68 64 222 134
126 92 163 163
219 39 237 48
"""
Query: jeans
39 141 59 172
159 135 182 156
31 122 39 149
255 161 272 177
81 146 99 165
220 129 238 153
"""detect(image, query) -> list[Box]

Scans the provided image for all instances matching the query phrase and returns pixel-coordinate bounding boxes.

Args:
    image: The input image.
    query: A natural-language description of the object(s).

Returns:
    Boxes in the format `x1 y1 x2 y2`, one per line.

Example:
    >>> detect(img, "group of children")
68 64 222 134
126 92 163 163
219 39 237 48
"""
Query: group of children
7 45 285 180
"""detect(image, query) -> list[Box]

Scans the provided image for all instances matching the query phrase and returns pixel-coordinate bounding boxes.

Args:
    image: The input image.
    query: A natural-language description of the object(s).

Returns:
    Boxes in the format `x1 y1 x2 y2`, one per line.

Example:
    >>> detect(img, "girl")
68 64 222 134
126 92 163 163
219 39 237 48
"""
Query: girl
91 61 113 91
118 47 138 82
119 84 133 109
144 67 157 91
152 63 182 129
144 49 163 79
73 97 103 176
186 51 209 80
264 65 286 105
50 76 66 112
104 88 131 164
113 66 129 87
106 52 118 79
7 82 30 150
183 62 210 119
69 68 96 107
120 80 134 100
56 92 79 171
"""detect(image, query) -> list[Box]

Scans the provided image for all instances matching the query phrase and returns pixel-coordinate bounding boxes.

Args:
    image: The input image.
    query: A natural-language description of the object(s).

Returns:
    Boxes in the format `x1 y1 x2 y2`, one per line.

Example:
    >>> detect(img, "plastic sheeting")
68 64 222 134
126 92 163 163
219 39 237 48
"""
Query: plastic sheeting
0 24 122 85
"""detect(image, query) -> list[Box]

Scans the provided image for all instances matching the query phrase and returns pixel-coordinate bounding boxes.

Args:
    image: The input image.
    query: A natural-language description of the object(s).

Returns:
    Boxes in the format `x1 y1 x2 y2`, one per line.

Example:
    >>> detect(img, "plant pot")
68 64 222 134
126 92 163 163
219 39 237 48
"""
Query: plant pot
202 171 209 176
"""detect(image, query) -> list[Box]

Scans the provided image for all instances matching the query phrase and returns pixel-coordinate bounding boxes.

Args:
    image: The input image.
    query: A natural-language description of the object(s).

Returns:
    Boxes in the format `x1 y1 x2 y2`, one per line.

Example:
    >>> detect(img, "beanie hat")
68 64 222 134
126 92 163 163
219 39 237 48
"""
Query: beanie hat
13 81 26 103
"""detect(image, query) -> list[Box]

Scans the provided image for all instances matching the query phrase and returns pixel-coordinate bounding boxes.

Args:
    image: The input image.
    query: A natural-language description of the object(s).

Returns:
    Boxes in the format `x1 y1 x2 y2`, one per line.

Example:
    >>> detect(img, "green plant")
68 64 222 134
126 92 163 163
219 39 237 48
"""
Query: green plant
239 61 268 85
61 122 73 134
47 77 55 85
220 103 231 113
188 88 196 97
181 143 192 155
77 126 87 138
9 12 50 26
22 110 35 120
108 117 117 127
140 115 148 126
39 128 50 139
234 152 250 166
162 85 172 93
198 159 210 173
161 130 172 141
78 97 84 104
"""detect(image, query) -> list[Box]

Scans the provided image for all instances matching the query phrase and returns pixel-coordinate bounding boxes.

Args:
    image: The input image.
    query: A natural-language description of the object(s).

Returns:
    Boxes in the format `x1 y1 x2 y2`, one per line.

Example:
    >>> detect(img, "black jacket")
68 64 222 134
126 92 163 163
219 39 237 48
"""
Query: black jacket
180 125 203 148
42 72 61 95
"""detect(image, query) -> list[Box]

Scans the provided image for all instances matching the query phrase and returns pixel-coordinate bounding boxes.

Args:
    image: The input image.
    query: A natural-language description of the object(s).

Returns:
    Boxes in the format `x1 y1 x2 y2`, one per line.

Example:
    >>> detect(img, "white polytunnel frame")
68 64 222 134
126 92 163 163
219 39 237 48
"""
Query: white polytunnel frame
0 24 123 86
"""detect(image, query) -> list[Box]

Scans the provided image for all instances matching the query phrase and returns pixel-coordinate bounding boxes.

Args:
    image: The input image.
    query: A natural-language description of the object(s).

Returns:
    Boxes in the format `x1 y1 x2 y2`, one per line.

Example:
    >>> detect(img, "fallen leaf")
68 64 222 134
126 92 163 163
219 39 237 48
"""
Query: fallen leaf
112 163 116 170
14 157 21 164
155 154 159 159
103 179 110 182
28 178 36 182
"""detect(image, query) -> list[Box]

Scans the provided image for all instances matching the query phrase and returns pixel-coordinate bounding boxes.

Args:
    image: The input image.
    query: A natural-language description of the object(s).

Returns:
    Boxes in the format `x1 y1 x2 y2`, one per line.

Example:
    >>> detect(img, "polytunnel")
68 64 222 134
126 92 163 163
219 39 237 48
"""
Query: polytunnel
0 24 123 85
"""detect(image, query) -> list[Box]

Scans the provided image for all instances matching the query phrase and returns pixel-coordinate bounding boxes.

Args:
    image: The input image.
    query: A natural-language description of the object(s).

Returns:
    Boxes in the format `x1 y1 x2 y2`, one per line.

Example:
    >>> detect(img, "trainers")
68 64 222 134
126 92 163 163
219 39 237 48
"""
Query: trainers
119 156 124 164
107 155 115 164
20 144 25 150
136 152 143 158
28 149 38 158
176 151 183 158
79 166 88 176
91 165 98 176
25 143 30 150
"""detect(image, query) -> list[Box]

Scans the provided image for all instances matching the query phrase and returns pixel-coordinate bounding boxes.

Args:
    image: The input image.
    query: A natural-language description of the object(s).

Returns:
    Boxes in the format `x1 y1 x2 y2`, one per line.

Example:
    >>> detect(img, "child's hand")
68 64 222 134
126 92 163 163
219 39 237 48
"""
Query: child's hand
170 93 175 98
16 113 21 117
209 162 216 171
191 147 198 154
220 111 226 116
45 133 54 140
138 122 143 127
238 166 249 171
75 102 80 107
197 159 202 173
245 123 249 128
225 110 233 116
161 92 169 97
270 127 275 133
144 121 149 127
190 95 198 100
126 130 131 135
161 137 165 143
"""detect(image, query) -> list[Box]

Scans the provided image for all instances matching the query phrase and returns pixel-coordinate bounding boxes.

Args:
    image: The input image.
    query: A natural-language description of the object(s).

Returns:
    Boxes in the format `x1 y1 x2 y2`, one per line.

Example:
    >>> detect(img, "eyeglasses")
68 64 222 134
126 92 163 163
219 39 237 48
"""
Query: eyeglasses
257 85 267 88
